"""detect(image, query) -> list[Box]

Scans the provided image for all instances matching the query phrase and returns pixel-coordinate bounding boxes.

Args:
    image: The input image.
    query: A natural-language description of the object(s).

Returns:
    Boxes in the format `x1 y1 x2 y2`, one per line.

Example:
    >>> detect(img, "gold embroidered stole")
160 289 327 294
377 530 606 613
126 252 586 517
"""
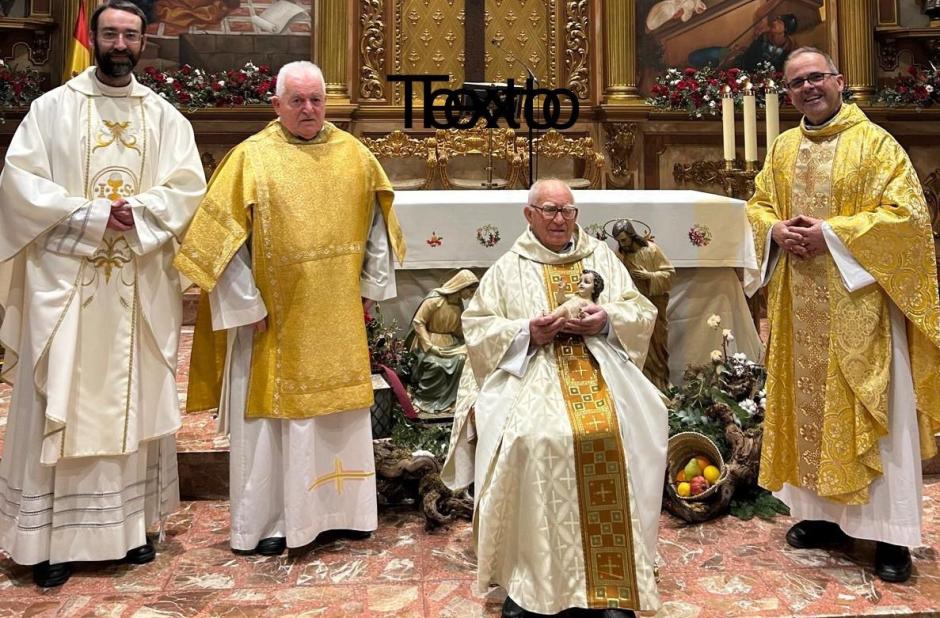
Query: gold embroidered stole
788 135 838 491
542 261 639 609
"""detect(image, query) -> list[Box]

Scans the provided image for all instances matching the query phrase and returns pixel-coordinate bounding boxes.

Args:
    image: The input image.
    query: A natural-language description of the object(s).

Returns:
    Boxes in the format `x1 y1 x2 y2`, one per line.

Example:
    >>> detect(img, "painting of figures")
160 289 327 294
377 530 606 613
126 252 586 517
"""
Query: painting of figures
636 0 836 94
127 0 312 73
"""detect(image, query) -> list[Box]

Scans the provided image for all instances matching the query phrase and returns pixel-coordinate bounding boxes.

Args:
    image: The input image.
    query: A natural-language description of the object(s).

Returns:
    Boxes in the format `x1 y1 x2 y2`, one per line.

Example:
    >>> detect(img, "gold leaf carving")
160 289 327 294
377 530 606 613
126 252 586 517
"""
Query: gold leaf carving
564 0 589 100
603 123 637 188
528 9 541 28
359 0 385 100
419 28 433 46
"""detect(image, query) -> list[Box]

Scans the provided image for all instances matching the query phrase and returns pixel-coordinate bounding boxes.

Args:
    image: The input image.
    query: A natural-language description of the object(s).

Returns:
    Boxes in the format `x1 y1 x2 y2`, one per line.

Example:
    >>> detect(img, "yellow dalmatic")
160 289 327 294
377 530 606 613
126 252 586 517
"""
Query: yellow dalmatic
748 103 940 505
176 121 405 419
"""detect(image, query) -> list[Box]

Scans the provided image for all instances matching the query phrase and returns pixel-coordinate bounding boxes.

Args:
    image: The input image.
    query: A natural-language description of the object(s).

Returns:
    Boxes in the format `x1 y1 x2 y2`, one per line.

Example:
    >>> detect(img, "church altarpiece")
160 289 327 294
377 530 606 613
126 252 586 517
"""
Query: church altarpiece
0 0 938 241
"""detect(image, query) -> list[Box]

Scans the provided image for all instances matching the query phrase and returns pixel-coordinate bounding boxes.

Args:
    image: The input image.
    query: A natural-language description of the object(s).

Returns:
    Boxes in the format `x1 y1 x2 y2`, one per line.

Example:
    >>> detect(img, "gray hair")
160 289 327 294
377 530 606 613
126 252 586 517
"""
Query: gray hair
526 177 572 206
275 61 325 97
784 47 839 76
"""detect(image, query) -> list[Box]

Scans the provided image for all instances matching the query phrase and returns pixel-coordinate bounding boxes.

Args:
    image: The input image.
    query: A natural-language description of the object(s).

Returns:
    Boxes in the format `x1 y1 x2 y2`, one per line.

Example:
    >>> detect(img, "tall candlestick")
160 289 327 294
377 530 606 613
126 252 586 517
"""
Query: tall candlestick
743 82 757 162
721 87 735 163
765 82 780 148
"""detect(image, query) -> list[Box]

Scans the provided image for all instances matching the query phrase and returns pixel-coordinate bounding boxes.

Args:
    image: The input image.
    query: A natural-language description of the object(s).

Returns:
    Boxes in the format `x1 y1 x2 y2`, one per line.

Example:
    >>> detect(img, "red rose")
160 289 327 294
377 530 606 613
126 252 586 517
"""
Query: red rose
211 81 222 91
258 64 271 74
232 95 245 105
684 67 697 76
180 64 192 76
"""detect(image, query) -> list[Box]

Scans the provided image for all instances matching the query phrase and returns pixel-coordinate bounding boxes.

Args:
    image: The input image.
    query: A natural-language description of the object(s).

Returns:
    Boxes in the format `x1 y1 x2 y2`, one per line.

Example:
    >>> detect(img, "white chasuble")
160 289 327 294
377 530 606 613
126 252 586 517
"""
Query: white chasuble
459 228 667 615
0 68 205 565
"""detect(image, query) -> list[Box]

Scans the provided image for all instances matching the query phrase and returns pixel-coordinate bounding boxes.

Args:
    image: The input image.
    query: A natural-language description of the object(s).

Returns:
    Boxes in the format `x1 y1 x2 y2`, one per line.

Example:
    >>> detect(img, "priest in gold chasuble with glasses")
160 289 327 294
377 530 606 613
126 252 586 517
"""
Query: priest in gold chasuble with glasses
747 47 940 584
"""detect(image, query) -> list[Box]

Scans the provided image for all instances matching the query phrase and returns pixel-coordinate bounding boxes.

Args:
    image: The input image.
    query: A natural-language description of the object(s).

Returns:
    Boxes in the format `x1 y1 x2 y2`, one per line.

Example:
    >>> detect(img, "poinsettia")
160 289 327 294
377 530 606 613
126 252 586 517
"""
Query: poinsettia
647 62 783 117
878 63 939 109
0 60 44 109
136 61 277 109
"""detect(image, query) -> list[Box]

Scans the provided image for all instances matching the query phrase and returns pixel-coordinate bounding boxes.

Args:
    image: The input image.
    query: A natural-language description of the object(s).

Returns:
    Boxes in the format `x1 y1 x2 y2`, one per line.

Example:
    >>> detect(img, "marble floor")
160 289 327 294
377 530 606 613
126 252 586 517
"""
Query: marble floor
0 487 938 617
1 329 939 616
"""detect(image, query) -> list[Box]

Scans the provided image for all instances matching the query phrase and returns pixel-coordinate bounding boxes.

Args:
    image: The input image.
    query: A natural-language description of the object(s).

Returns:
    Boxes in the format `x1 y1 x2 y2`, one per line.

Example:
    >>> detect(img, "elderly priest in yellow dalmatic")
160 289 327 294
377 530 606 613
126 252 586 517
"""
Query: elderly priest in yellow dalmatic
747 47 940 583
175 61 405 556
448 179 666 617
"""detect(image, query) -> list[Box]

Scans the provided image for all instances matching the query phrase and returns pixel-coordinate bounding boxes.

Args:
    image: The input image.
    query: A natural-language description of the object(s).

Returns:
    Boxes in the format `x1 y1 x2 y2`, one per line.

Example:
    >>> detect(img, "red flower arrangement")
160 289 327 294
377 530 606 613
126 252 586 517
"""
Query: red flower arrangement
878 63 939 109
648 63 783 117
136 62 276 109
0 60 45 110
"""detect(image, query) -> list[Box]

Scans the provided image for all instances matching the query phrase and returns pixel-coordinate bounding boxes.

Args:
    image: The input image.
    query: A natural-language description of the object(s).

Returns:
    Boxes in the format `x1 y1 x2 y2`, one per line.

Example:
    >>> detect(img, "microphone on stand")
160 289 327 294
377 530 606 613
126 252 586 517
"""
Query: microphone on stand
490 38 539 188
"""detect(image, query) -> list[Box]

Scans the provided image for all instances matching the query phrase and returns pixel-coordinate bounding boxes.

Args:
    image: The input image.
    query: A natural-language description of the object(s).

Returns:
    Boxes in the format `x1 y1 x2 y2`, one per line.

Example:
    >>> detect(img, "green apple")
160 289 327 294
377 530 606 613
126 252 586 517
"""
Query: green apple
684 458 702 479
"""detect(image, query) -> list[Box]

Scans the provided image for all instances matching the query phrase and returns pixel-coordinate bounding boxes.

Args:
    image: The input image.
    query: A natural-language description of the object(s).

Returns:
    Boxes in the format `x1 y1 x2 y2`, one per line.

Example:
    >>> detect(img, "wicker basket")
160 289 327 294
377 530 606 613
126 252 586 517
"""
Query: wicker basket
665 431 728 502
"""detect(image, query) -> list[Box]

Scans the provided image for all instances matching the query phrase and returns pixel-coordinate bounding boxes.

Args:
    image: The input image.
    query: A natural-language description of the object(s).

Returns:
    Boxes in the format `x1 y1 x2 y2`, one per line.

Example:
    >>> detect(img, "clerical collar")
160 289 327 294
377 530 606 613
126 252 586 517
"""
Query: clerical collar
92 71 134 97
803 103 842 130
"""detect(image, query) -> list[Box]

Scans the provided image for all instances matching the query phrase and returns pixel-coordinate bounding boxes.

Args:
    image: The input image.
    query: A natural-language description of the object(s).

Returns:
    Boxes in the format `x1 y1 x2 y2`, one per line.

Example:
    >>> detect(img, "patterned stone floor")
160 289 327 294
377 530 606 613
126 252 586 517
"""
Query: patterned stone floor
1 328 940 616
0 486 938 617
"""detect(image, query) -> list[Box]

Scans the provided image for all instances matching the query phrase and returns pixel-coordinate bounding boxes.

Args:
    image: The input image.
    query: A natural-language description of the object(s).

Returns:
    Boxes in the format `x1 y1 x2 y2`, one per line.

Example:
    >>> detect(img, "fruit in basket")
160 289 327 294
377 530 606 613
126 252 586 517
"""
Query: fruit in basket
696 456 712 470
683 458 702 479
676 482 691 497
675 469 687 483
689 475 709 496
703 465 720 484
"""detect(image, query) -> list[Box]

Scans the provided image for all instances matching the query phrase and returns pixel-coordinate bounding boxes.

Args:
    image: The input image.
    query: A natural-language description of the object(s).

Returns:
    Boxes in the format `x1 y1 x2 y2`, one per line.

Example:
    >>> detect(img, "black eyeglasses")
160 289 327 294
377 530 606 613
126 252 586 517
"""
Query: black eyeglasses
784 72 839 91
529 203 578 220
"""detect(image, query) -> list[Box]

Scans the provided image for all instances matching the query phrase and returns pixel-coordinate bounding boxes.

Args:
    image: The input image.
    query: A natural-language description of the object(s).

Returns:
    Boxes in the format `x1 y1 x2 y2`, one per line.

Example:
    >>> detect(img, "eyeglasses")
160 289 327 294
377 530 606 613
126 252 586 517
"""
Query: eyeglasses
99 30 142 43
529 203 578 220
784 72 839 91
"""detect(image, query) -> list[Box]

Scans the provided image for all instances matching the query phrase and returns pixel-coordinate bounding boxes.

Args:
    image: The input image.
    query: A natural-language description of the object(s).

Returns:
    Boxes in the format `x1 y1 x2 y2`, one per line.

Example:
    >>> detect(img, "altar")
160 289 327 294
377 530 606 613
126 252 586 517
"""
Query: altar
384 190 764 385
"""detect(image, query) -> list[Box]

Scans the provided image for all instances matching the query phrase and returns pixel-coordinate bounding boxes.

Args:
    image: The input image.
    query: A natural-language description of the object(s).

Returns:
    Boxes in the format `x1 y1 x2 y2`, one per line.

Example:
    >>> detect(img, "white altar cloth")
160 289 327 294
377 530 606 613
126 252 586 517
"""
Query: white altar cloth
383 190 764 385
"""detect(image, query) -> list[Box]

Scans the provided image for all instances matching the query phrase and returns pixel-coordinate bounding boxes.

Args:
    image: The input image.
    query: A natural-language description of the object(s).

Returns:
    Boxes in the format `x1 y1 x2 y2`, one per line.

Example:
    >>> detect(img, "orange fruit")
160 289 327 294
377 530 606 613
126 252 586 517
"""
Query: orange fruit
696 456 711 470
676 470 687 483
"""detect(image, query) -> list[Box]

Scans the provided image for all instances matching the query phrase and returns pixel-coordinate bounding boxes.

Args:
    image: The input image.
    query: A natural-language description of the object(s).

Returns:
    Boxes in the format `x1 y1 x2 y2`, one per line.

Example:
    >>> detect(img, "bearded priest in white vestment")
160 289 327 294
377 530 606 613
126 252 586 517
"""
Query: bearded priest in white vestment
175 62 406 557
0 0 205 588
450 179 666 618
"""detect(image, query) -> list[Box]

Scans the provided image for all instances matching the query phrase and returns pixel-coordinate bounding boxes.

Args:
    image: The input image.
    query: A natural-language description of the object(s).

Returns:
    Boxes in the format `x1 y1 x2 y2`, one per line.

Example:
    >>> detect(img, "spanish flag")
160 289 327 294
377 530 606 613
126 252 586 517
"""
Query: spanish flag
63 2 91 82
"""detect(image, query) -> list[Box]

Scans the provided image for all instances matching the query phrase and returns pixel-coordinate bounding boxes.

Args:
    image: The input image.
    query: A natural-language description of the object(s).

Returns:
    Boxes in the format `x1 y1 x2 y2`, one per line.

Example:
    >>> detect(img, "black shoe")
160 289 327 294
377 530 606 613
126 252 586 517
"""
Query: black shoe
32 561 70 587
875 542 912 583
125 542 156 565
785 520 849 549
254 536 287 556
599 610 635 618
336 529 372 540
502 596 525 618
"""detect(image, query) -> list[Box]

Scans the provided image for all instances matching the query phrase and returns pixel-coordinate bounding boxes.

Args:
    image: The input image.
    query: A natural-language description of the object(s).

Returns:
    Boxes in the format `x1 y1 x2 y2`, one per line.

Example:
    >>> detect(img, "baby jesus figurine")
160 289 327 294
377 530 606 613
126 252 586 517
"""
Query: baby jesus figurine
545 270 605 320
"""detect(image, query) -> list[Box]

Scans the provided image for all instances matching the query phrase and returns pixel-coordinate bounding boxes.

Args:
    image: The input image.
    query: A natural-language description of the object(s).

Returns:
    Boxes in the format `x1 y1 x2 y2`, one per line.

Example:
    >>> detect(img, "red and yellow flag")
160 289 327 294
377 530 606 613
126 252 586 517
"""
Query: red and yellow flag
63 2 91 82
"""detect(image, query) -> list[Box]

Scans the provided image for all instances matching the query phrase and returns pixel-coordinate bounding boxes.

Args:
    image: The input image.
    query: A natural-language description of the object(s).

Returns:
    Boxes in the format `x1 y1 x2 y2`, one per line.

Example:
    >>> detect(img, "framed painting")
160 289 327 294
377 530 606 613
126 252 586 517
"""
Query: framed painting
129 0 312 73
635 0 838 95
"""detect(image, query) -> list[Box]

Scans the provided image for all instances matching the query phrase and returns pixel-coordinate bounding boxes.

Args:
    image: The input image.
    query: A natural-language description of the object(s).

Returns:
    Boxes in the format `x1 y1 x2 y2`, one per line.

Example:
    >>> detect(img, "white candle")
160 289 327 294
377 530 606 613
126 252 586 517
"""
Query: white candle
765 82 779 148
721 88 735 162
743 82 757 162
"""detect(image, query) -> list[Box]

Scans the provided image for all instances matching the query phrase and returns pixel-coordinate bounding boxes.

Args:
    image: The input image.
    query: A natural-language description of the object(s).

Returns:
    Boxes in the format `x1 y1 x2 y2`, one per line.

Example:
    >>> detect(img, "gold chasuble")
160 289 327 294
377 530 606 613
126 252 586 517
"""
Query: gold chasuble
542 261 639 608
176 121 405 419
748 104 940 505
